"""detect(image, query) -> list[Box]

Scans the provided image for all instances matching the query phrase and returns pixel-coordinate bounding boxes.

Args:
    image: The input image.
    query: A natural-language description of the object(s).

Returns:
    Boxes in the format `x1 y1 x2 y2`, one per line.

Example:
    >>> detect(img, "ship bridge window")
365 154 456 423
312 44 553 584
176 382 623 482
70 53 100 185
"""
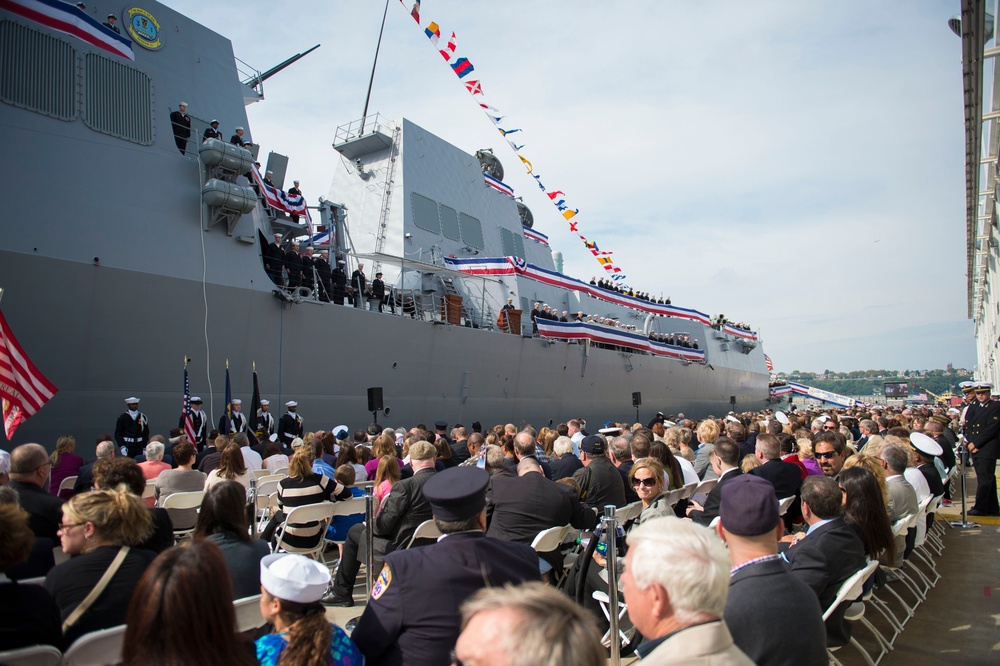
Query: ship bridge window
459 213 484 250
82 53 153 145
411 192 441 234
0 20 76 121
440 204 461 241
500 227 525 258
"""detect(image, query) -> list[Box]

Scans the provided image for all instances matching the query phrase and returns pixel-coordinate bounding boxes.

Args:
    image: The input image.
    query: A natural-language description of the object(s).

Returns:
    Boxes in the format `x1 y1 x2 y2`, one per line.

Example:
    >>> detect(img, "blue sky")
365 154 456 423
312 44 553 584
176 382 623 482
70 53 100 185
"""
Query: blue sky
166 0 976 372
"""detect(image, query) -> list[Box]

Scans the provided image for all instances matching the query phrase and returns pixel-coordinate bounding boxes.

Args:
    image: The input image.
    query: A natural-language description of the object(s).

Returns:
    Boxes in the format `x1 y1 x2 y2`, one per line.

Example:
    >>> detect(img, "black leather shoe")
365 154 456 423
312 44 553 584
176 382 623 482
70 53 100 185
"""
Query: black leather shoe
967 509 985 516
320 592 354 607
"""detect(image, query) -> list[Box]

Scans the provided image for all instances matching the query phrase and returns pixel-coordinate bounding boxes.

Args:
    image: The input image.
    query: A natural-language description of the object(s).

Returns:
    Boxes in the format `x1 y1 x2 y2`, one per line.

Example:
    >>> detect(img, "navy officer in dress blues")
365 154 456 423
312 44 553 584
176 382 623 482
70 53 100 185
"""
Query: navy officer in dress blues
350 466 540 666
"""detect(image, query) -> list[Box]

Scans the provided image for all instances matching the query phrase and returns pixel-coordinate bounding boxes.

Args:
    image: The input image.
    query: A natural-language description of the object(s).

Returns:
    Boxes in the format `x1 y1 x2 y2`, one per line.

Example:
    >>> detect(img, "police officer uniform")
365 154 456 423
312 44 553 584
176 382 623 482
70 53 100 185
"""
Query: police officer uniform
179 397 209 450
350 467 539 666
218 398 248 435
256 399 276 436
278 401 303 451
115 397 150 458
965 382 1000 515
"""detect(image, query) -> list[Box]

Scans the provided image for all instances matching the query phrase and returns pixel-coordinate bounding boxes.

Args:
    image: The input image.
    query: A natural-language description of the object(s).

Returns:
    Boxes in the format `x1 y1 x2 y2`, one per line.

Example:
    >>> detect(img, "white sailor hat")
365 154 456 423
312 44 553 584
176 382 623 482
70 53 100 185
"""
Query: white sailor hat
290 437 304 449
235 126 244 131
947 407 960 415
663 420 677 428
269 433 278 442
286 400 298 407
125 397 140 403
210 119 219 124
260 553 330 604
231 398 242 405
908 432 943 457
775 411 789 425
274 232 282 238
726 415 739 423
817 414 830 422
179 101 188 107
333 425 349 439
191 396 202 403
260 399 270 406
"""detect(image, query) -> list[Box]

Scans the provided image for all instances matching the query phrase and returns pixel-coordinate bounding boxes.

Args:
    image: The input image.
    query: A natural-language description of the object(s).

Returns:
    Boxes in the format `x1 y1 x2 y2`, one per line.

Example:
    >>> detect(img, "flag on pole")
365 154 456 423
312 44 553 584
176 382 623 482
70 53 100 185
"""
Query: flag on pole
0 309 58 440
249 366 261 436
222 363 232 436
182 364 197 447
765 355 774 372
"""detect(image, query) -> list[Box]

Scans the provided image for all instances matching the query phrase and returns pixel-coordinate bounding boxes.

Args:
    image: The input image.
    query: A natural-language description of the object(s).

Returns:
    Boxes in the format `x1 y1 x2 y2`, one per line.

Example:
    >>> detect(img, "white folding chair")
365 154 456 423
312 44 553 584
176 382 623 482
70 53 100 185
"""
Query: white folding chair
251 469 271 480
141 479 156 501
234 594 264 632
61 625 126 666
0 645 62 666
257 475 284 487
678 481 698 500
272 502 337 560
592 590 638 650
14 575 46 586
693 478 718 495
272 467 289 477
529 524 571 576
615 501 644 525
58 475 78 496
405 519 443 549
777 495 795 516
162 490 206 541
824 560 880 666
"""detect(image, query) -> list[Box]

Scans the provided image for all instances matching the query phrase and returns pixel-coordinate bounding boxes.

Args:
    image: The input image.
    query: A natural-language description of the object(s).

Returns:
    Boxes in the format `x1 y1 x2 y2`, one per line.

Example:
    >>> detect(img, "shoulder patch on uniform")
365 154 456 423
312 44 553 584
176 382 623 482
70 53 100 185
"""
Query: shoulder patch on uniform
371 563 392 600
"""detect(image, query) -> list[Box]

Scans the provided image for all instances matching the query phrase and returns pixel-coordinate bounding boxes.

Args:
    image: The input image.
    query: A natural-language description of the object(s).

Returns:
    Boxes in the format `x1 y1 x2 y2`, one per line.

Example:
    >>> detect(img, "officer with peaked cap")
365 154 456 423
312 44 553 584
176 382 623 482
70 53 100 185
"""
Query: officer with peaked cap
351 467 539 666
278 400 303 452
908 432 946 500
965 382 1000 515
115 397 150 458
179 396 208 450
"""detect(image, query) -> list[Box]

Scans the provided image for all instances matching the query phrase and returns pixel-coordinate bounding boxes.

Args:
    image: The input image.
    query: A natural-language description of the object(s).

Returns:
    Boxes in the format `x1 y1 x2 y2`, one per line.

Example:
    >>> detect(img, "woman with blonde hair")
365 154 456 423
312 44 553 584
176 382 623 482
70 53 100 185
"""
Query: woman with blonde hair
205 442 251 490
373 455 400 512
49 435 84 499
45 488 155 646
842 453 890 507
796 438 824 476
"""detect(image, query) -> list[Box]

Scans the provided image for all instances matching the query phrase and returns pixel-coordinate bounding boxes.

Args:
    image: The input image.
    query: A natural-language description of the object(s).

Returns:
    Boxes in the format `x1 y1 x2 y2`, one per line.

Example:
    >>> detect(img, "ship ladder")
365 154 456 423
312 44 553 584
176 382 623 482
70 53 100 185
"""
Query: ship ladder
440 278 483 328
373 124 401 274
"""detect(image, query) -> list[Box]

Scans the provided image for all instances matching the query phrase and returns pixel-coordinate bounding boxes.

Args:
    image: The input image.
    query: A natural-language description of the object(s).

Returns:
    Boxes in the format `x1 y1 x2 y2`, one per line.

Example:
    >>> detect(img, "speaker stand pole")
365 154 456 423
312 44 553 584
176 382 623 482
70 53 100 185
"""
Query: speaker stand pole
371 409 377 426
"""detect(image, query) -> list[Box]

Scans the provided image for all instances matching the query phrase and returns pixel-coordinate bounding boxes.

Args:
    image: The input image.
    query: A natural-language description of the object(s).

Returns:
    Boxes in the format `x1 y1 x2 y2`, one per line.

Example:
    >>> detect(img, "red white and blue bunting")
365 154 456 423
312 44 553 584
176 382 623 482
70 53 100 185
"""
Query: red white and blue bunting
536 320 706 362
251 165 313 234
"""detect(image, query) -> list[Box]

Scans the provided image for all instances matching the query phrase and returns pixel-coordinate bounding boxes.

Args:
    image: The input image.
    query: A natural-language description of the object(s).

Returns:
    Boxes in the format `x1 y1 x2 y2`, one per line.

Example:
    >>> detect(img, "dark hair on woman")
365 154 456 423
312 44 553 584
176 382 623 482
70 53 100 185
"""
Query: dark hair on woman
194 480 251 543
839 466 895 562
121 540 254 666
356 445 372 464
320 433 338 456
263 441 283 458
275 598 331 666
435 439 452 461
173 441 195 466
335 443 359 467
217 442 247 479
648 441 683 490
0 504 35 571
93 457 145 495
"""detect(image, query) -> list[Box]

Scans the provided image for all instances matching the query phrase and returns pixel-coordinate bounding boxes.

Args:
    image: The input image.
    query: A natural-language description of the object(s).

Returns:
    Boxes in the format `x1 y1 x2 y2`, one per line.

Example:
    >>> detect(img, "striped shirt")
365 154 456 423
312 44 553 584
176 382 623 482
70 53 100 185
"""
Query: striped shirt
276 474 345 549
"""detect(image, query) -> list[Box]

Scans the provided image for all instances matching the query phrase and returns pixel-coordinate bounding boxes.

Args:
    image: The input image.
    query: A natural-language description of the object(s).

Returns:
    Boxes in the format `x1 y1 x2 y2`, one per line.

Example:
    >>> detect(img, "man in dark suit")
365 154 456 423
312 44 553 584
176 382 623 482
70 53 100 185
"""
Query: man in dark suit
325 440 438 607
513 432 552 480
487 457 596 568
449 426 470 464
782 476 867 647
966 382 1000 516
718 475 827 666
687 437 742 525
8 444 64 541
351 466 539 666
749 434 803 524
72 440 116 495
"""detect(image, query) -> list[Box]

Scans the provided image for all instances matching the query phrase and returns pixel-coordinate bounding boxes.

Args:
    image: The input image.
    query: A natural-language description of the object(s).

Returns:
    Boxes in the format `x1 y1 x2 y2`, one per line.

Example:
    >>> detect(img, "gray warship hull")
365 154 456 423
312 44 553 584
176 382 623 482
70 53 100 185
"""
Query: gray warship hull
0 1 768 452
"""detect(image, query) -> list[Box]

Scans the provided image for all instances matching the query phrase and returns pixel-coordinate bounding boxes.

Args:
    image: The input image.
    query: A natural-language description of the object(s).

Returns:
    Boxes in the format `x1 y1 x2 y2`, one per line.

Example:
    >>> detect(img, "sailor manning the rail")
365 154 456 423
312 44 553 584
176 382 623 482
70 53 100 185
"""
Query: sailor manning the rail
115 397 150 458
169 102 191 155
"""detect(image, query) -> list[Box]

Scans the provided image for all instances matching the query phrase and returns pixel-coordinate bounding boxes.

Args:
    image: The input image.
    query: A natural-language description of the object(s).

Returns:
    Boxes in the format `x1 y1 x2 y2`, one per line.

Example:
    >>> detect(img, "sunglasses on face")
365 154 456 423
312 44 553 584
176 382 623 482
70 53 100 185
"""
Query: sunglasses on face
815 451 839 460
631 477 658 487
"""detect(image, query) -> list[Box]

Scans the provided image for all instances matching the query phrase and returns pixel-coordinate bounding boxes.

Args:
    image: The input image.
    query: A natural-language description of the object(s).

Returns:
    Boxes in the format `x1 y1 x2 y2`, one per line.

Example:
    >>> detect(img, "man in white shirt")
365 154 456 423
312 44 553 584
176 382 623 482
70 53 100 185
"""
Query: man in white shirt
236 432 262 471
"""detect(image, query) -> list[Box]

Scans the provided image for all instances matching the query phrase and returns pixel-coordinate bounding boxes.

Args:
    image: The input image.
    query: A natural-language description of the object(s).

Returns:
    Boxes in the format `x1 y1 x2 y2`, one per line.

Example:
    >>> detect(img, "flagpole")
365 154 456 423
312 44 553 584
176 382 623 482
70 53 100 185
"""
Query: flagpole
361 0 391 133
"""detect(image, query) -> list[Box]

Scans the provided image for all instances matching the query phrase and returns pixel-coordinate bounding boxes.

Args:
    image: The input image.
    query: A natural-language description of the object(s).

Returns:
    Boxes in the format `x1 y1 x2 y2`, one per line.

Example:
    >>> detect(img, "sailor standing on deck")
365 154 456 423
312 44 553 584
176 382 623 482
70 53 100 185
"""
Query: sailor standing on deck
965 382 1000 516
278 401 303 452
115 397 150 458
169 103 191 155
202 119 221 141
284 242 303 291
263 233 284 285
219 398 248 435
332 259 348 305
230 126 251 148
102 13 119 33
179 397 208 450
256 399 275 437
371 271 386 312
351 264 367 309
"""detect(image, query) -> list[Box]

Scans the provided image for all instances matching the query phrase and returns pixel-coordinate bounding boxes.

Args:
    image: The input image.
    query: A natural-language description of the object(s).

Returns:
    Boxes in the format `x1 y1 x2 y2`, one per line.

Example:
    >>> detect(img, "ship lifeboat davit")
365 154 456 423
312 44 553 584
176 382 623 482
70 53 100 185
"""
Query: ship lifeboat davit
199 138 255 173
202 179 257 214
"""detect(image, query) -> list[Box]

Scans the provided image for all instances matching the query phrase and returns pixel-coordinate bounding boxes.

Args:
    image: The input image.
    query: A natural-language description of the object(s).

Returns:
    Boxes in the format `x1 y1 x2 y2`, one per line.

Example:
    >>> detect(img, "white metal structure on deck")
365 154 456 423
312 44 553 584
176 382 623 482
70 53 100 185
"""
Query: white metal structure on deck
961 1 1000 382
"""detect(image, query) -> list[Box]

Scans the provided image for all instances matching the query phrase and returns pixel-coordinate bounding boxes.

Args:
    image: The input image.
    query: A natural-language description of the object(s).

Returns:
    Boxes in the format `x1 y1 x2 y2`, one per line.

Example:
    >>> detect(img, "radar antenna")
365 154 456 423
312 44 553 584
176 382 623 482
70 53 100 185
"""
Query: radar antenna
475 148 504 181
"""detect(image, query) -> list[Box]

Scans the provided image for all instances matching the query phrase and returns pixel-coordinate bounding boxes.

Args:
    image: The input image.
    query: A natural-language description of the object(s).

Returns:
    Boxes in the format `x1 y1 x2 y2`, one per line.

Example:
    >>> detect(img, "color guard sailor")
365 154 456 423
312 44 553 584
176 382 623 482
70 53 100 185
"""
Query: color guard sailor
219 398 248 435
278 401 303 451
257 399 276 436
115 397 149 458
179 397 208 450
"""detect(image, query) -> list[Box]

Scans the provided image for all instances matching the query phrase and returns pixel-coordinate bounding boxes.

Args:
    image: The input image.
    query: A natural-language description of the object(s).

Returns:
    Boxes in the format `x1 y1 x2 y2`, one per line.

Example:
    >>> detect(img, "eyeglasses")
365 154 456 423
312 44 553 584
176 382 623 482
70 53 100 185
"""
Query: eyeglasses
58 522 83 532
631 477 658 487
814 451 839 460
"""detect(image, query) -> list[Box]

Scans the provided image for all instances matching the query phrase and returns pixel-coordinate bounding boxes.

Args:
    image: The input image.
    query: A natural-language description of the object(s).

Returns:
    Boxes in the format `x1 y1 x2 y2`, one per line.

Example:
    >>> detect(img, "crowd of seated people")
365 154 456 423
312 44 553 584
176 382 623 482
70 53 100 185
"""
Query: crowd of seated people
0 399 961 664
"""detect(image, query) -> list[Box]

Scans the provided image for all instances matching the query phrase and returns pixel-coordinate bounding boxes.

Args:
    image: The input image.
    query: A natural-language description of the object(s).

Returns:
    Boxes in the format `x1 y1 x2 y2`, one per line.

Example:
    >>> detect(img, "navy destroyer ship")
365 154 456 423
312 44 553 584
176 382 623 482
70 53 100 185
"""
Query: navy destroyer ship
0 0 769 450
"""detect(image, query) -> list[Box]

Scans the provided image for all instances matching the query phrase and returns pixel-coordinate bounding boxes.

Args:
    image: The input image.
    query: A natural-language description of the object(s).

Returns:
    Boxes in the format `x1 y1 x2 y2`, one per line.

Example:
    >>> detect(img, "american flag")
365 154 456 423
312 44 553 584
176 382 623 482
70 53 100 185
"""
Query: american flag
1 309 57 440
765 355 774 372
182 367 197 446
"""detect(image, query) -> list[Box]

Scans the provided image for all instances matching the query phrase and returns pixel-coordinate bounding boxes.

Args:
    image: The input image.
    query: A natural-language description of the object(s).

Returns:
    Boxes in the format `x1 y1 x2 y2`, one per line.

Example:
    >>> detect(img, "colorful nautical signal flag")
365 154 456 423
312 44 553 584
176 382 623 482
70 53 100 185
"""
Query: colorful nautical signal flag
425 21 440 45
451 57 474 78
181 364 197 447
3 0 135 60
465 80 483 95
0 309 57 440
765 355 774 372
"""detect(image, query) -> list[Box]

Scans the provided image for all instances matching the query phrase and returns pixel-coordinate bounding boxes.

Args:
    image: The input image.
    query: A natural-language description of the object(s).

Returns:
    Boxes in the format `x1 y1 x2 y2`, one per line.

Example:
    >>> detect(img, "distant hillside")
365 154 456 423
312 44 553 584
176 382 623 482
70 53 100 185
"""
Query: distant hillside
780 370 973 398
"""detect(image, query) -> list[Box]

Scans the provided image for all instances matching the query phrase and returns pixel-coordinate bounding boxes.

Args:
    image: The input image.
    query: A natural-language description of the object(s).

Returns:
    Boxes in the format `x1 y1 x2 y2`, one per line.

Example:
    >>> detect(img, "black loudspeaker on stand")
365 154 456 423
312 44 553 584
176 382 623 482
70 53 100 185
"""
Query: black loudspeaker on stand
632 391 641 422
367 386 383 425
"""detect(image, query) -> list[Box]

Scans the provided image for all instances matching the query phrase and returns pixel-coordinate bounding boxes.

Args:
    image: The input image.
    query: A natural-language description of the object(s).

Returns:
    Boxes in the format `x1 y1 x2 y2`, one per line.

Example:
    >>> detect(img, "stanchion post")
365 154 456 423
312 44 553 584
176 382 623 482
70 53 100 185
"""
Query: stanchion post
248 476 259 540
950 438 981 529
603 504 621 666
365 485 376 595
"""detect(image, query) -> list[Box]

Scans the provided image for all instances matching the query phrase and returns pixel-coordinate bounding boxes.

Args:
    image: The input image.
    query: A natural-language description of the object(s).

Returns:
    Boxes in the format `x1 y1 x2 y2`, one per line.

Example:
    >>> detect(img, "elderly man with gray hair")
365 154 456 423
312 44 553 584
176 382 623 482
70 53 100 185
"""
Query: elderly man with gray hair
550 436 582 480
622 517 753 665
7 443 64 541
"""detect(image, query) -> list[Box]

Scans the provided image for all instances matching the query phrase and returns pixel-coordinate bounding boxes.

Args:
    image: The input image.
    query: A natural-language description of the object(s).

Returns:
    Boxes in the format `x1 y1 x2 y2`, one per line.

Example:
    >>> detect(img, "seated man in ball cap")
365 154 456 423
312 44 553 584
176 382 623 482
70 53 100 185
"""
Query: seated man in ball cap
351 466 539 666
716 475 827 666
571 434 627 509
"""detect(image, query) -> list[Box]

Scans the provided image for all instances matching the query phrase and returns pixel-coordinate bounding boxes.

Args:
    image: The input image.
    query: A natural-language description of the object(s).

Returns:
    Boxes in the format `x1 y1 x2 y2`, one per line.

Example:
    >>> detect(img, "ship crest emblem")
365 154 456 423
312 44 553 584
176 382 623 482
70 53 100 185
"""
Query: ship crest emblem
125 7 163 50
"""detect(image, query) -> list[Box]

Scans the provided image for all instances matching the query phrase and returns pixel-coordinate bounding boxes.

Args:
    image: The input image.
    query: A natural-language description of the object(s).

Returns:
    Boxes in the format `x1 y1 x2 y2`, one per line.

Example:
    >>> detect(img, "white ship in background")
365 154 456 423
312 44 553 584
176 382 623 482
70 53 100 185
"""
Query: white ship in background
0 0 769 452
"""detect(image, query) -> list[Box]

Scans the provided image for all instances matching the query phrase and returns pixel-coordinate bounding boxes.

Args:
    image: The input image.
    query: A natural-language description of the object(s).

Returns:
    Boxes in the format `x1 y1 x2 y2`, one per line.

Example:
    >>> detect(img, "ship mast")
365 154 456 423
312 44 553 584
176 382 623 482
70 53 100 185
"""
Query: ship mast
361 0 392 134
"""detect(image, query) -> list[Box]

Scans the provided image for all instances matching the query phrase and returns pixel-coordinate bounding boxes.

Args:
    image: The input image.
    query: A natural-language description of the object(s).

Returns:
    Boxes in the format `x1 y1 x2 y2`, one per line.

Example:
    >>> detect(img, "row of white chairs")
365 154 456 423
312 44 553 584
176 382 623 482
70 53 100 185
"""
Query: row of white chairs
0 594 266 666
